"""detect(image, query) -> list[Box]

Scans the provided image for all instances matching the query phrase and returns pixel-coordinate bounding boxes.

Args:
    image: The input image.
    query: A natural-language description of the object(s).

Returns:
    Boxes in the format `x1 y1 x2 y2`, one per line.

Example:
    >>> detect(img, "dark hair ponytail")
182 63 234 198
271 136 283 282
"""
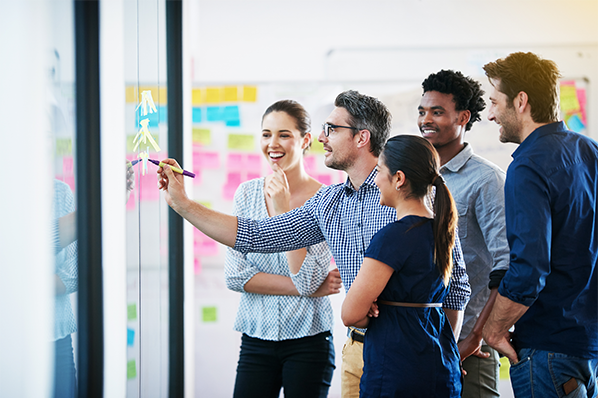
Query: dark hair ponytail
381 135 457 286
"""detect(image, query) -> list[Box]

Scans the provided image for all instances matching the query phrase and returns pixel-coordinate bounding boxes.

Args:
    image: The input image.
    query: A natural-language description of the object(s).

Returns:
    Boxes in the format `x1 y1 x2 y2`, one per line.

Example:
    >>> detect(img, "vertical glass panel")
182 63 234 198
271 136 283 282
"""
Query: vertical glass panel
49 1 78 397
124 0 169 396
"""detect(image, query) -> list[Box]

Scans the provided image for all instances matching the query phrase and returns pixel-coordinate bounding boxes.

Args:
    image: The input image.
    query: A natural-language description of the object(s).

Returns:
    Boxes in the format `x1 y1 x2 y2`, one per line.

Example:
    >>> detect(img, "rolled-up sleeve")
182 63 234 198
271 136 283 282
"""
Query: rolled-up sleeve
289 241 332 296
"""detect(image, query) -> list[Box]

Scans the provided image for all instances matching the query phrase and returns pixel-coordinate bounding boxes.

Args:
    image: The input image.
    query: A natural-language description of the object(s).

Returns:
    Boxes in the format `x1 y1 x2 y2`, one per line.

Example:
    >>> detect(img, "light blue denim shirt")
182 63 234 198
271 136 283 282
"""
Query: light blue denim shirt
441 143 510 340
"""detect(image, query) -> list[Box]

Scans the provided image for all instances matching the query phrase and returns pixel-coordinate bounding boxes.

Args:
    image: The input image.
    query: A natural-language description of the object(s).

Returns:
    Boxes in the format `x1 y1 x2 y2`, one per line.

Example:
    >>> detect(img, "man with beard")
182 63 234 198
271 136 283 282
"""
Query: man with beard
158 90 471 398
482 52 598 397
418 70 510 398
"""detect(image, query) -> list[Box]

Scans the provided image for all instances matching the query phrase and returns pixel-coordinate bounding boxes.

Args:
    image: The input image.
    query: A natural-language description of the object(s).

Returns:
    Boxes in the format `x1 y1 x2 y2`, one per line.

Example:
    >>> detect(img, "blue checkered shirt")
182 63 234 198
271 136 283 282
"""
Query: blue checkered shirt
235 168 470 311
226 178 334 341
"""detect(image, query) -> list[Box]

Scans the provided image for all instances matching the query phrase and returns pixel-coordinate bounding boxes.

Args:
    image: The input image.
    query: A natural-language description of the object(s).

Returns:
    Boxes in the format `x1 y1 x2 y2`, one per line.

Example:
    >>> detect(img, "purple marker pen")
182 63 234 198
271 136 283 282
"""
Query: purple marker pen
148 158 196 178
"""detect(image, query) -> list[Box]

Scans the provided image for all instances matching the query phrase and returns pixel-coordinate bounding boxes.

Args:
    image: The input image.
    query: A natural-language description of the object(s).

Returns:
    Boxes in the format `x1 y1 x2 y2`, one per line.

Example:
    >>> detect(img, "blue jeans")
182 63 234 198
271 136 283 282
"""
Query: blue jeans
510 348 598 398
53 334 77 398
233 331 335 398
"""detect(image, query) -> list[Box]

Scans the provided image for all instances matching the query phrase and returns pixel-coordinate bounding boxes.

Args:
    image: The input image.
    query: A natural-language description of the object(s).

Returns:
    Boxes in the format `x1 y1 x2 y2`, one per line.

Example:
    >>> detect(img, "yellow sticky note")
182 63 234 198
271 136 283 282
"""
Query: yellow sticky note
202 306 217 322
127 303 137 321
192 128 212 145
192 88 203 105
205 87 222 104
138 86 160 106
196 200 212 209
499 356 511 380
223 86 238 102
127 360 137 379
159 87 167 105
228 134 255 151
55 138 73 156
242 86 257 102
560 84 580 113
125 86 137 103
309 139 326 155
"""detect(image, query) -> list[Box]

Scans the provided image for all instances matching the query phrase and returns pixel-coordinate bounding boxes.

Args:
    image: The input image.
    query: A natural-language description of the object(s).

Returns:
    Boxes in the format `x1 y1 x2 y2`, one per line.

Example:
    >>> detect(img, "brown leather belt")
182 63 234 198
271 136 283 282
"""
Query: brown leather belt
378 300 442 308
349 328 364 343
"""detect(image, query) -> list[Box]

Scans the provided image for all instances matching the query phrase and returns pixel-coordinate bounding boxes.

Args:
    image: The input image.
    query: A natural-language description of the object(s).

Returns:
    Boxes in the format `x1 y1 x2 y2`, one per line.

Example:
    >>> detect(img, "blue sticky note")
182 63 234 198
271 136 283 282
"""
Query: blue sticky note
136 107 160 129
127 328 135 346
567 114 585 133
192 107 202 123
223 105 240 127
206 106 223 122
159 105 167 124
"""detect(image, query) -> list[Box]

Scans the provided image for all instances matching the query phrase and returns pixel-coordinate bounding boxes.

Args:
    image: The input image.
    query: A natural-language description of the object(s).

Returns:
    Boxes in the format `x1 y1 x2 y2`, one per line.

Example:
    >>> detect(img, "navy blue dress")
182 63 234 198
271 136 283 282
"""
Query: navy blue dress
360 216 462 398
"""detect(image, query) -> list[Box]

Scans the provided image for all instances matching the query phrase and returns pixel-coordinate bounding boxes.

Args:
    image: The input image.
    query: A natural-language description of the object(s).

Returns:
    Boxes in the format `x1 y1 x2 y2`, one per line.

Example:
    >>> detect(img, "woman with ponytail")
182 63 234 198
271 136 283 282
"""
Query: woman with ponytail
341 135 461 397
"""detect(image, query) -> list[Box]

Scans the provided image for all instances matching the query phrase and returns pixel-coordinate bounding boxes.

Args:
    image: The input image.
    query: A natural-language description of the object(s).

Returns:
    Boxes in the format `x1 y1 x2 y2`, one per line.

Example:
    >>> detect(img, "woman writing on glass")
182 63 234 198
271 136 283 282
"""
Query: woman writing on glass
341 135 462 397
225 100 341 398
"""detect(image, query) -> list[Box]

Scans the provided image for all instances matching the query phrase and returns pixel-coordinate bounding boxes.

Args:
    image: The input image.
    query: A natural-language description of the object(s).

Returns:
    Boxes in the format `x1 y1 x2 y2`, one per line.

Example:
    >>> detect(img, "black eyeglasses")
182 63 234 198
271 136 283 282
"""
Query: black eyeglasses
322 123 359 137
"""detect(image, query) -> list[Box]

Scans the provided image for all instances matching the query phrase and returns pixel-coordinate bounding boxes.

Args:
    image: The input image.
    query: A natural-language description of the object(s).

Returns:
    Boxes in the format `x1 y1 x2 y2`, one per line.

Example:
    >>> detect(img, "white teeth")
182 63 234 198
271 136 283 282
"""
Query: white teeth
422 129 436 134
270 153 284 158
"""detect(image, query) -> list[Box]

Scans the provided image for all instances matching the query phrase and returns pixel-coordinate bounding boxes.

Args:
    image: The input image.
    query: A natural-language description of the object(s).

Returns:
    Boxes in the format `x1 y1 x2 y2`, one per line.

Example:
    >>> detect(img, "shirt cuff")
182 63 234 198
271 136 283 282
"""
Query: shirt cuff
488 269 507 289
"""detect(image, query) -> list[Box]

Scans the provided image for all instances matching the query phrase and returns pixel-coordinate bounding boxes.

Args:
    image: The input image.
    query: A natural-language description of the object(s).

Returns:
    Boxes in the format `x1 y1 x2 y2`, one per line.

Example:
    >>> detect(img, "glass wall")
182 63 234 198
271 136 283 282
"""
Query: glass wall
123 1 170 396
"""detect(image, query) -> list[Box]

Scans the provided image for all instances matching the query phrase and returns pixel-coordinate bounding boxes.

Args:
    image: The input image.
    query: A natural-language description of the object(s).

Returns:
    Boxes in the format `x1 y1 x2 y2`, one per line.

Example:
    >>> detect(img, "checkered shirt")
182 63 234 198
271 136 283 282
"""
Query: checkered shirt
225 178 334 341
235 168 470 311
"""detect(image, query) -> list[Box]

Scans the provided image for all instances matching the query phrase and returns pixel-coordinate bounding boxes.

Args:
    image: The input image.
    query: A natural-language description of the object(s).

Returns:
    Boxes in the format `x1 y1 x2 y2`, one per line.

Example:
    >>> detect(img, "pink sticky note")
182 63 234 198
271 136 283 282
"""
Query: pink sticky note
192 169 202 185
62 175 76 193
247 172 260 181
223 184 237 200
200 239 219 256
228 153 244 170
194 257 202 274
62 156 74 176
246 154 262 172
226 172 242 186
304 156 316 174
317 174 332 186
577 88 587 124
139 172 159 201
193 150 220 170
126 191 136 211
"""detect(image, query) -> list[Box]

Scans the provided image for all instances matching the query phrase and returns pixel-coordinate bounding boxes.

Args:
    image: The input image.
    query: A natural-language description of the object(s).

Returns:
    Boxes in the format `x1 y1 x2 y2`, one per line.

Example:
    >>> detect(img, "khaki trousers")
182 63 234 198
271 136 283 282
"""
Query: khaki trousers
340 335 364 398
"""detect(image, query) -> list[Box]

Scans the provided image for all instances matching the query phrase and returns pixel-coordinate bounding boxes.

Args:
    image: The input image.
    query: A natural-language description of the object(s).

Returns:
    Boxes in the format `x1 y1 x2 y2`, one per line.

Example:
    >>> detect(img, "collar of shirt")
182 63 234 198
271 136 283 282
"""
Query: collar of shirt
343 167 378 195
441 143 473 174
512 121 568 160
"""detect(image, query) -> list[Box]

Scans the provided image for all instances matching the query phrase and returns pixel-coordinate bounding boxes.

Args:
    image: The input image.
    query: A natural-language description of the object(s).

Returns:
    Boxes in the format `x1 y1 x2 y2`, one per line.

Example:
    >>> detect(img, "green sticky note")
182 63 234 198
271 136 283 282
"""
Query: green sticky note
309 139 325 155
127 303 137 321
202 306 217 322
499 356 510 380
55 138 73 156
192 128 211 145
227 134 254 151
127 359 137 379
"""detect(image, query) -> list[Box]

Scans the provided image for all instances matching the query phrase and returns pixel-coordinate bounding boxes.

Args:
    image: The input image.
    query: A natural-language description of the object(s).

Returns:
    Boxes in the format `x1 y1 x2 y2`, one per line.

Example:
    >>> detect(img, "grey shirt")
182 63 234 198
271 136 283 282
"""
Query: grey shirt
441 143 510 340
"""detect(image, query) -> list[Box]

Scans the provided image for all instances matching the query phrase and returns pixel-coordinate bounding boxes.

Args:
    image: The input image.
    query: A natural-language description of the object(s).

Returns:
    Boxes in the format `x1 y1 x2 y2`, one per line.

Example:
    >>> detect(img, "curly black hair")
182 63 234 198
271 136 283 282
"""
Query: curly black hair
421 70 486 132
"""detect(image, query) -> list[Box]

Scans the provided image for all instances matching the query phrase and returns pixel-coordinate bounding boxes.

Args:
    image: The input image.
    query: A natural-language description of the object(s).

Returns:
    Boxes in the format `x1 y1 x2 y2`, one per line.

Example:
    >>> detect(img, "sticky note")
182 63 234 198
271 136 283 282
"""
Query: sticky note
560 84 580 113
192 128 211 145
303 156 316 174
62 156 74 176
127 360 137 379
192 107 202 124
202 306 217 322
193 150 220 169
242 86 257 102
159 87 167 105
194 257 202 275
223 105 241 127
577 87 587 123
136 107 159 129
310 139 325 154
228 134 254 151
246 154 262 172
205 87 222 104
223 184 238 200
139 172 160 201
206 106 223 122
55 138 73 156
126 191 136 211
127 303 137 321
227 153 244 170
159 105 167 124
125 86 137 103
247 172 260 181
191 88 203 105
127 328 135 346
317 174 332 186
62 175 76 193
223 86 238 102
499 356 510 380
566 113 585 132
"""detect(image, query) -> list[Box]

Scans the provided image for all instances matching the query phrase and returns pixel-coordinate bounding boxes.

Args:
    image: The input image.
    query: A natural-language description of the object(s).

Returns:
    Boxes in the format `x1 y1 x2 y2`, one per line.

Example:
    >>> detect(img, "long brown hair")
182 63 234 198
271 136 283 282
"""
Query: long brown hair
381 135 458 286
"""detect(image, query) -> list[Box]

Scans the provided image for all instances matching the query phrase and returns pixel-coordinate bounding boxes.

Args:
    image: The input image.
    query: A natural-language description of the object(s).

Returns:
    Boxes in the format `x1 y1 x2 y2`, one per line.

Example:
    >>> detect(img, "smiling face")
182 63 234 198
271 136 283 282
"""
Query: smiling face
487 79 522 144
260 111 309 171
318 107 360 171
418 91 467 156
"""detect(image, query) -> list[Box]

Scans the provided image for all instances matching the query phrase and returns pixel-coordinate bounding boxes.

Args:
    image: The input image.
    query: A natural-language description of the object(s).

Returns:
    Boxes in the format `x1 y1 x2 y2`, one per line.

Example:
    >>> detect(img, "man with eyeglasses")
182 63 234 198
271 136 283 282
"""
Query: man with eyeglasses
158 90 470 398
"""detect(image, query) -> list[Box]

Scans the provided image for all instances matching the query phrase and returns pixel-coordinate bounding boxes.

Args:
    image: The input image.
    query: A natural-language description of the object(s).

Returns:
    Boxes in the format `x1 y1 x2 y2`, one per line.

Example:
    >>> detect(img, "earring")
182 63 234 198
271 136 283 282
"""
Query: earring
395 186 400 191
